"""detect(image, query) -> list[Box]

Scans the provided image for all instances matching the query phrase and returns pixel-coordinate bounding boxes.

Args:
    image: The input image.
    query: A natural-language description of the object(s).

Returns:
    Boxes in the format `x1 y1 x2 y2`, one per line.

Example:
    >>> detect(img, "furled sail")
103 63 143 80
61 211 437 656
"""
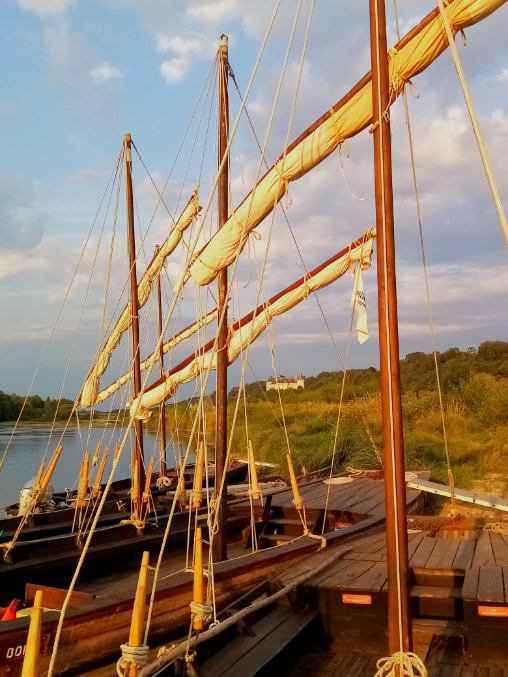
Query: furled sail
78 190 201 408
187 0 504 287
95 308 218 405
131 229 375 419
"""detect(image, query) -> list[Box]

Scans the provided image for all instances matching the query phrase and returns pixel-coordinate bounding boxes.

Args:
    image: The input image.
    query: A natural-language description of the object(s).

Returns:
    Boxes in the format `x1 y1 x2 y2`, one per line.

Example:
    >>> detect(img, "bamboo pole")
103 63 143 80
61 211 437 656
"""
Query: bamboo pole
125 551 150 677
192 527 204 631
191 441 205 509
21 590 43 677
286 454 303 510
248 440 261 501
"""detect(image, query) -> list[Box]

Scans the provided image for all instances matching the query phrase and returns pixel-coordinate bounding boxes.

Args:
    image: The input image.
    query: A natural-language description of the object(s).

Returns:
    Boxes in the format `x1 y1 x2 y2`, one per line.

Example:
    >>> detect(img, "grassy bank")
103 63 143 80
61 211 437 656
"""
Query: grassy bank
166 341 508 493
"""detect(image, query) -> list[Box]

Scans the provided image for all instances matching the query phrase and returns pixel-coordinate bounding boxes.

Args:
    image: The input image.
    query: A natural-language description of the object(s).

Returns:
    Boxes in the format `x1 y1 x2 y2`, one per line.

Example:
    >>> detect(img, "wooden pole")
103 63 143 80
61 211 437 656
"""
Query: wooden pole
192 527 204 631
213 34 230 562
191 441 205 509
155 245 168 477
286 454 303 511
124 133 146 523
38 445 63 496
248 440 261 501
126 550 150 677
369 0 412 654
76 452 90 508
92 445 109 499
21 590 43 677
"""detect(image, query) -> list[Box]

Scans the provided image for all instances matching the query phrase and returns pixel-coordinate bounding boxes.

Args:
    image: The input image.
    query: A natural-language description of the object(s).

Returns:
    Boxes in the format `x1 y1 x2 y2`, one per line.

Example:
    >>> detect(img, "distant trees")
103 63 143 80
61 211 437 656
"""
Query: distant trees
0 392 74 422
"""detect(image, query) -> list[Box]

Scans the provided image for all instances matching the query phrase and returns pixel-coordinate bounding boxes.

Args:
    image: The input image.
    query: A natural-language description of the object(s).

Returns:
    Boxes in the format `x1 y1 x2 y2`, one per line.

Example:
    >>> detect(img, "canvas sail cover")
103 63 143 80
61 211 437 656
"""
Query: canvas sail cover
131 229 375 419
95 308 218 405
79 190 201 408
187 0 504 287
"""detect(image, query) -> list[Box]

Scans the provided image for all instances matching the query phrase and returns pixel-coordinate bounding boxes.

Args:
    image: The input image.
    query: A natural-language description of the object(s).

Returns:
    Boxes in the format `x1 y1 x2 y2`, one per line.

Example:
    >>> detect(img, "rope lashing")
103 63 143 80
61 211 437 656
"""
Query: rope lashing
374 651 428 677
189 600 213 624
156 476 172 489
116 643 149 676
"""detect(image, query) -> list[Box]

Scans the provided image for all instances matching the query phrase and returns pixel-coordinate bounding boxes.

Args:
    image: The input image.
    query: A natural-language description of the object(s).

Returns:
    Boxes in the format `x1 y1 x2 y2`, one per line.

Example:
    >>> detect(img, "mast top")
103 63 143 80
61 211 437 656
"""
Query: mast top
219 34 228 50
124 132 132 144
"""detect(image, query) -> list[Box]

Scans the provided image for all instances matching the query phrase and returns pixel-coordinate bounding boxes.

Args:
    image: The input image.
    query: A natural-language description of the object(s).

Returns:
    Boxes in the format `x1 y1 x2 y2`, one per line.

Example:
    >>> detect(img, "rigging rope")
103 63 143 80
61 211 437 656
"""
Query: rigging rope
392 0 456 510
437 0 508 250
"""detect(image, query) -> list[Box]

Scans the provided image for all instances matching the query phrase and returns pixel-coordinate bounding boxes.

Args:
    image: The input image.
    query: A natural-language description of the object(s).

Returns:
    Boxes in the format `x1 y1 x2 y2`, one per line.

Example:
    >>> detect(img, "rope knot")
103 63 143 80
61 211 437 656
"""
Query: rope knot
375 651 427 677
190 600 213 624
156 476 173 489
116 643 149 676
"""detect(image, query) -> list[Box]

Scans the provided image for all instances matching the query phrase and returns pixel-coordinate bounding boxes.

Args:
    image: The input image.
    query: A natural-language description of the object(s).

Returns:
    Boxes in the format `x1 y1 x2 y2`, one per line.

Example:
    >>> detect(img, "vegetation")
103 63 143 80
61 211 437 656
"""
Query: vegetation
0 393 75 422
170 341 508 492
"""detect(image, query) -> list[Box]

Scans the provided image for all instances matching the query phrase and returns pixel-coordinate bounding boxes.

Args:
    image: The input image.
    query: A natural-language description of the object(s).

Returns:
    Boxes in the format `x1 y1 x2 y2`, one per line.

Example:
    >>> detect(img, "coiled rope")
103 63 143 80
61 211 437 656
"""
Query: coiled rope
116 643 150 676
374 651 428 677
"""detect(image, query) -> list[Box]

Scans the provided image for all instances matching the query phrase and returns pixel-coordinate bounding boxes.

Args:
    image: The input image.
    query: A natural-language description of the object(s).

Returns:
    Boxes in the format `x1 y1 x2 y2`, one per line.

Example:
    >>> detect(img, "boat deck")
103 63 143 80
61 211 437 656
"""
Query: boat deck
270 520 508 672
265 475 424 518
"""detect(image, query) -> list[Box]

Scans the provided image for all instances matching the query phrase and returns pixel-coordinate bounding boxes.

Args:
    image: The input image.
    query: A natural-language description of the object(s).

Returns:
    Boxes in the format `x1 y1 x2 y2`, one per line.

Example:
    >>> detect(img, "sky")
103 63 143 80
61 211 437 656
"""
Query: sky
0 0 507 404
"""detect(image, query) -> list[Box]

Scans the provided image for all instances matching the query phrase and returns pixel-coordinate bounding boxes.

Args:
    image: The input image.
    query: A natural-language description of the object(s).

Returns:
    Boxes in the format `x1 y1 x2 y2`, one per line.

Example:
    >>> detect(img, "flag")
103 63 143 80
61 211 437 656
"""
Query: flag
351 267 369 344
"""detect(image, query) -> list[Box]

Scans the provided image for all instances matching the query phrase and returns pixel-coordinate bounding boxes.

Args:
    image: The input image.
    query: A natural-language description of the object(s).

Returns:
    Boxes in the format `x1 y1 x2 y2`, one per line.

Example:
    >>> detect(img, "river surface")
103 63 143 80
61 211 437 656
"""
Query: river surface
0 422 188 508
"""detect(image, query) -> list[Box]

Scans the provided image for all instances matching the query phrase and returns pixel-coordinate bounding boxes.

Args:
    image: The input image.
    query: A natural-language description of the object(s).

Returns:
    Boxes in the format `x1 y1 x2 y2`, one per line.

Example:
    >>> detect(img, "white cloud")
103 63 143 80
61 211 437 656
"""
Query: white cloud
495 68 508 82
17 0 75 18
157 34 214 84
160 57 189 84
186 0 237 24
90 62 124 82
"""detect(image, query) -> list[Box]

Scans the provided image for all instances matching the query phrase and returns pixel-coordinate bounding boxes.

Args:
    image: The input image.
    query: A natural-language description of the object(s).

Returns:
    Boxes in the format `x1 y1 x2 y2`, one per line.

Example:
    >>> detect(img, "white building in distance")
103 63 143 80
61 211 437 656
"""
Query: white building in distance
266 374 305 392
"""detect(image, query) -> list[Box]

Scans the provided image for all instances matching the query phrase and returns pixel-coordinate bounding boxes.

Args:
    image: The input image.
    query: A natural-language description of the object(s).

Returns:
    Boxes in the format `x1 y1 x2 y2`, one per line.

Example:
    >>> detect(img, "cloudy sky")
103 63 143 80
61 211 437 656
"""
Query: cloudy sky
1 0 507 403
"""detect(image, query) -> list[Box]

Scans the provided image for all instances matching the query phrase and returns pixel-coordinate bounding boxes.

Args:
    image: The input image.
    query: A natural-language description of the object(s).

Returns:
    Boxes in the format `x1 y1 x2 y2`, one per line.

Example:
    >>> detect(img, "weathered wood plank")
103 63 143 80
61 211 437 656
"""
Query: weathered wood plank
410 536 438 569
452 539 476 571
347 560 388 592
462 565 480 601
473 532 496 567
477 565 504 603
426 538 461 570
490 533 508 566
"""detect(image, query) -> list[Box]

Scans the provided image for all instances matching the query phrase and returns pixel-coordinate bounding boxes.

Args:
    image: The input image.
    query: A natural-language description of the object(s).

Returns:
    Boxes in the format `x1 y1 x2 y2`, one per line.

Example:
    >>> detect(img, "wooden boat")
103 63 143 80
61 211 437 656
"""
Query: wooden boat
0 473 427 675
4 0 508 674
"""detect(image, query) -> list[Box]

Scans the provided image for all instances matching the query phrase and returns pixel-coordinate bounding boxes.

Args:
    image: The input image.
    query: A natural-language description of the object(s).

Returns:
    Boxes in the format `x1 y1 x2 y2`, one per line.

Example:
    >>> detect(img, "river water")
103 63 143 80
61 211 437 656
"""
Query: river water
0 422 187 508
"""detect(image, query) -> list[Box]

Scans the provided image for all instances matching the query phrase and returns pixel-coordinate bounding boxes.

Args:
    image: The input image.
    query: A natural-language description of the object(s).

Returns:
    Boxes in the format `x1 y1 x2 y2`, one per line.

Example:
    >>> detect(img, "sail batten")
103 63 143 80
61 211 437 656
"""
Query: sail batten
187 0 505 287
131 229 375 419
78 190 201 408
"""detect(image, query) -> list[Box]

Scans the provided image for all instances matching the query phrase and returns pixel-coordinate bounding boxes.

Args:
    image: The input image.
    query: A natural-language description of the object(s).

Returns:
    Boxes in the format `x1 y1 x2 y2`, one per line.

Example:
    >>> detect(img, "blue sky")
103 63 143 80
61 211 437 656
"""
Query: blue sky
1 0 507 403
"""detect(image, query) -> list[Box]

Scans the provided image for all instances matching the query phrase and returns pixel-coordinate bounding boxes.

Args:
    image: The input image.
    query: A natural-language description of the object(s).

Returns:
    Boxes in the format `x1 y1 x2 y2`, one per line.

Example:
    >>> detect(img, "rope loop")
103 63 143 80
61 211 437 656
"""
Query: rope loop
374 651 427 677
116 643 149 676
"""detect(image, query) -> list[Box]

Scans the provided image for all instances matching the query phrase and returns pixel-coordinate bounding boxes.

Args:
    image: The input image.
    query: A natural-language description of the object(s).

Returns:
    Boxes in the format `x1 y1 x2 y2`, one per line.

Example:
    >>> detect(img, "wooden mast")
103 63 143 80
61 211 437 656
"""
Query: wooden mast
155 245 167 477
124 133 145 522
213 34 229 562
369 0 412 655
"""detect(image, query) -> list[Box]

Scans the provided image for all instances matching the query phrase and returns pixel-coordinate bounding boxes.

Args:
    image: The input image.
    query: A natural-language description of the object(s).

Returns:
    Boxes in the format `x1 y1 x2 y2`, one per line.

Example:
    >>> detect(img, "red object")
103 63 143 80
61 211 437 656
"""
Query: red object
1 600 17 621
478 605 508 617
342 593 372 605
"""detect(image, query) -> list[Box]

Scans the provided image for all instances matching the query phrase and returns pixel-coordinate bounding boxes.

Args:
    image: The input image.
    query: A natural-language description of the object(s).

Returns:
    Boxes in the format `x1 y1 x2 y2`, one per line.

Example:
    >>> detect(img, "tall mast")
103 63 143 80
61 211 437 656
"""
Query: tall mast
213 34 229 562
369 0 412 655
124 133 146 522
155 246 167 477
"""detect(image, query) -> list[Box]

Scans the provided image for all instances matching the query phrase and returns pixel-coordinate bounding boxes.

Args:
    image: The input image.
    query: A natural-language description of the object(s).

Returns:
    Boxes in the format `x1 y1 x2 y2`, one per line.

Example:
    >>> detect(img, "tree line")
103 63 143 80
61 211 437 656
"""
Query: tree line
0 393 75 422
